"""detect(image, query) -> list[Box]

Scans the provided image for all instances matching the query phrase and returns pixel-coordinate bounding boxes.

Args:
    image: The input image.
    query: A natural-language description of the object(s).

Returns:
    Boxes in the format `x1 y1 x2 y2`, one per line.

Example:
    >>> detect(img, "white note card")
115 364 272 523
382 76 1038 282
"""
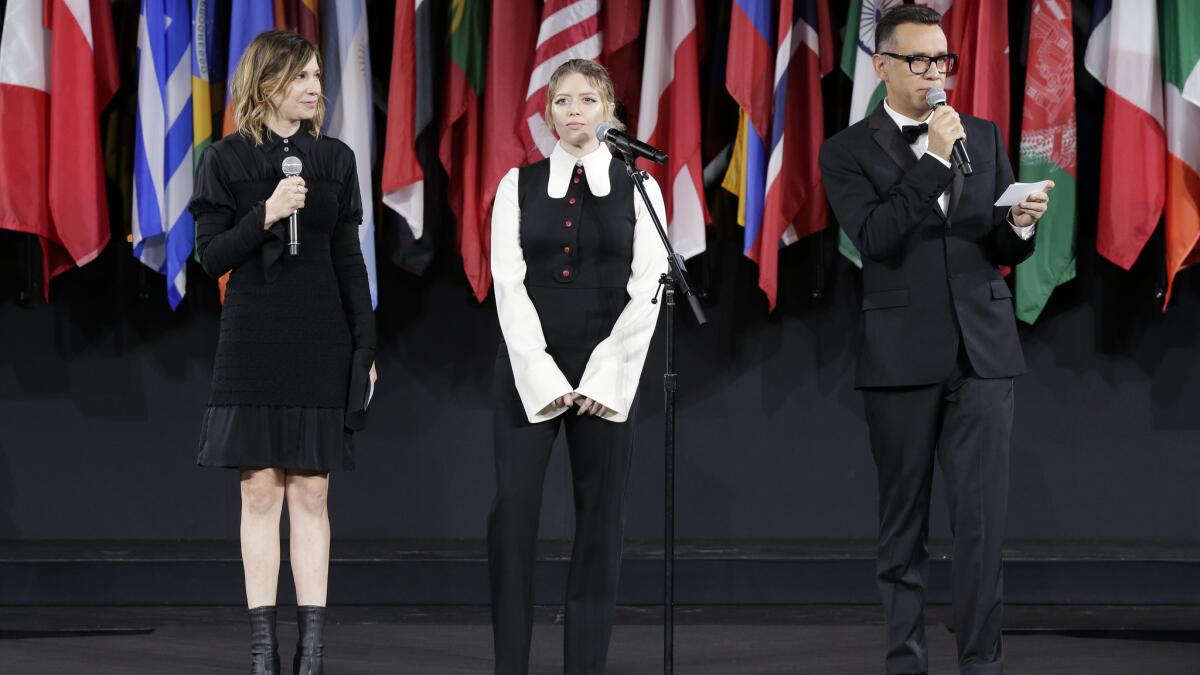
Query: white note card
994 180 1051 207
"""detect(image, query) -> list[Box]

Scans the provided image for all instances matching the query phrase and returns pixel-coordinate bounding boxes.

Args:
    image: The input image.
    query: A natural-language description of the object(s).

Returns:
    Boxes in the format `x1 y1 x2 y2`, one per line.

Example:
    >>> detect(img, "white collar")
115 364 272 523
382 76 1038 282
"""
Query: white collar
883 99 934 137
548 142 612 198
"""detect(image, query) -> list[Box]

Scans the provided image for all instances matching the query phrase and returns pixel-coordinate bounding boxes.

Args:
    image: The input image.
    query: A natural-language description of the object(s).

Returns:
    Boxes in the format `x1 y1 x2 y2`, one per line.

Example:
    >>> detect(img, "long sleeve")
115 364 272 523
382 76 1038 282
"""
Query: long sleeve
491 168 575 423
331 151 376 354
819 142 954 263
190 146 281 279
987 122 1037 267
573 175 669 423
331 150 376 430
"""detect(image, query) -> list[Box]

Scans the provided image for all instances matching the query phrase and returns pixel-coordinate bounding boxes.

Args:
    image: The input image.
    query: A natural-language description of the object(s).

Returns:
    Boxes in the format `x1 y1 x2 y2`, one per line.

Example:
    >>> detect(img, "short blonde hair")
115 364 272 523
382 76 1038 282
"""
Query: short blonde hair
229 30 324 145
544 59 626 134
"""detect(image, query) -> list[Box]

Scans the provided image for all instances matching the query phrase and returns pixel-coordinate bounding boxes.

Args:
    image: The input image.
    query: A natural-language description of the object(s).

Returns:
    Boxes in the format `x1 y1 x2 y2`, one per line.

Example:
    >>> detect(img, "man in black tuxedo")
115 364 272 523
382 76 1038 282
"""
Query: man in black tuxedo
819 6 1053 675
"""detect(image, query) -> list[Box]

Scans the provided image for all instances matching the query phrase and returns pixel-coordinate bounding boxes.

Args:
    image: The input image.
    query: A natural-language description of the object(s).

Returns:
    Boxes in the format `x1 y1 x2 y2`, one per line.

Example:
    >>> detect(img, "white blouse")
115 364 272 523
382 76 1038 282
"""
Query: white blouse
491 142 669 424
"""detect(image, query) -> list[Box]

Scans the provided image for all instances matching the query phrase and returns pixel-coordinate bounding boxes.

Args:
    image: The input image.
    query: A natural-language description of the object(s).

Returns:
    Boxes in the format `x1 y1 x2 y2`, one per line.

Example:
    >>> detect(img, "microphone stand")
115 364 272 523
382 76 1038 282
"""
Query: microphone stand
616 148 706 675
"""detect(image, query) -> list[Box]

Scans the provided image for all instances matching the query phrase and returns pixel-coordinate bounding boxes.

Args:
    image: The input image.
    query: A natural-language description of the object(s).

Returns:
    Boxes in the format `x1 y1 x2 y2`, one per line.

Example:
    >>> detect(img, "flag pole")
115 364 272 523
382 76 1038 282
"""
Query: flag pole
615 147 705 675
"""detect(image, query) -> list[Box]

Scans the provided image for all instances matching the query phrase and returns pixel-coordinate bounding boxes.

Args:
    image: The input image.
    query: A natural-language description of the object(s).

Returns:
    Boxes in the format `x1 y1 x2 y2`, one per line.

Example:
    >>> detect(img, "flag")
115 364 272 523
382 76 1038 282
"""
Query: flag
321 0 378 308
637 0 709 262
835 0 901 267
1014 0 1076 324
133 0 194 309
439 0 490 301
274 0 319 43
520 0 603 162
751 0 832 310
0 0 119 298
222 0 274 137
721 0 773 266
474 0 540 295
602 0 644 126
1161 0 1200 307
381 0 432 242
1084 0 1165 270
932 0 1010 148
191 0 222 158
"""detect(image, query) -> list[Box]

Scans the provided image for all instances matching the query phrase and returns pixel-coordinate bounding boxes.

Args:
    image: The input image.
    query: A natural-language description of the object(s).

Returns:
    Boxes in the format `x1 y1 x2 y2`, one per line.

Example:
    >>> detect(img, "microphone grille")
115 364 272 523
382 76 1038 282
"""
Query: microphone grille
925 88 947 107
281 156 303 176
595 122 614 143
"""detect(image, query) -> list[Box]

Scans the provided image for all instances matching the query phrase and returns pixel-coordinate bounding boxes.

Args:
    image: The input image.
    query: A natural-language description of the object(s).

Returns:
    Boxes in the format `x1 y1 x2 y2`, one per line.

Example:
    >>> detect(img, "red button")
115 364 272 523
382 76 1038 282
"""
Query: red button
576 167 583 174
568 197 576 205
564 220 573 228
562 269 570 278
573 177 581 184
563 246 571 254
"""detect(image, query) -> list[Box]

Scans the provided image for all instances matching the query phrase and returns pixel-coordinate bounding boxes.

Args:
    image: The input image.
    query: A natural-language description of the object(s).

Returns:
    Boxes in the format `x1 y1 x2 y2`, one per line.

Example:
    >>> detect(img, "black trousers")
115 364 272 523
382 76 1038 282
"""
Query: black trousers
861 357 1013 675
488 353 635 675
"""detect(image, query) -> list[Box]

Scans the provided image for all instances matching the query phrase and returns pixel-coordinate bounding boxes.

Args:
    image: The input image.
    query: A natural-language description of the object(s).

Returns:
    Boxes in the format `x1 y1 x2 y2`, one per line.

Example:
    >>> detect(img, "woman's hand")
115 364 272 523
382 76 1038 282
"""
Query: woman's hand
264 176 307 227
555 392 579 409
574 396 611 417
369 361 378 386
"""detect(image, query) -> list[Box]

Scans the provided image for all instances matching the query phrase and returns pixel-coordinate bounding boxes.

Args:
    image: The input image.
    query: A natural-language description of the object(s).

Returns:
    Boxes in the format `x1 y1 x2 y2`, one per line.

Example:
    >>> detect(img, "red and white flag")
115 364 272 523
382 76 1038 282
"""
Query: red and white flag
520 0 603 162
925 0 1011 148
636 0 709 260
0 0 119 297
1084 0 1166 270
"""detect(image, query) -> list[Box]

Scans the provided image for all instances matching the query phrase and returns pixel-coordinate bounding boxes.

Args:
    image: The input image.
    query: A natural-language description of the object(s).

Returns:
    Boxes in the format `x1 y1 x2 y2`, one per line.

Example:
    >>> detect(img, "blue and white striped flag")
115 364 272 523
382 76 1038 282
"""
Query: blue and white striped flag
133 0 194 309
322 0 378 308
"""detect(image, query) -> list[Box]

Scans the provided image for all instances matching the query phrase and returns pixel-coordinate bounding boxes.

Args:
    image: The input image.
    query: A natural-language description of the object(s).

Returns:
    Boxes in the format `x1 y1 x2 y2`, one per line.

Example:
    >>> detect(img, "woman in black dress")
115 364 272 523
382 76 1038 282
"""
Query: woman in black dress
188 31 374 675
488 59 668 674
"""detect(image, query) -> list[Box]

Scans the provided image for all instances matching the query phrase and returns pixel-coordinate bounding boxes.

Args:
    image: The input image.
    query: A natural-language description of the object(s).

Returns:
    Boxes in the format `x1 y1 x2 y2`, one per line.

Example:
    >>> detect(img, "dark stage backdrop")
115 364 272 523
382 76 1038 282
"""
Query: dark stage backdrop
0 0 1197 546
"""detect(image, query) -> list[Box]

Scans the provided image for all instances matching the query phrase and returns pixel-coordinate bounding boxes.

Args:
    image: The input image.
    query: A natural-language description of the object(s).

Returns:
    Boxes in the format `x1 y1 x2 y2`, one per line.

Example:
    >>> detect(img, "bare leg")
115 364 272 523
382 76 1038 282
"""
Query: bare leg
286 471 331 607
240 468 286 609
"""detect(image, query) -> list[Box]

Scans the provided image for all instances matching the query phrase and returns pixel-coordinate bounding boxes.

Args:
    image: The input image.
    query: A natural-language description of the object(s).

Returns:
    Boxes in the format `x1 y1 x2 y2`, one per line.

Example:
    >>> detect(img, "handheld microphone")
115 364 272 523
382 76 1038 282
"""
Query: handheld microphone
924 88 972 176
596 122 668 164
281 156 303 255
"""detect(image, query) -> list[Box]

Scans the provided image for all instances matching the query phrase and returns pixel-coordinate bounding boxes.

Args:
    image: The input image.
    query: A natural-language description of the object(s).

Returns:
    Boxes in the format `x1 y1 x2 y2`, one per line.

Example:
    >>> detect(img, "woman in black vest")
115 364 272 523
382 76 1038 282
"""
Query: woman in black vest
488 59 668 675
188 31 375 675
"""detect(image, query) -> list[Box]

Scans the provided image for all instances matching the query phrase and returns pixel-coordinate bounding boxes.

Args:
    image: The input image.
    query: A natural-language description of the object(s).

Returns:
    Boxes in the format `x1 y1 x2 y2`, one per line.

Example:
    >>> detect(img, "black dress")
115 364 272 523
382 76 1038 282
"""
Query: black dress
188 125 375 471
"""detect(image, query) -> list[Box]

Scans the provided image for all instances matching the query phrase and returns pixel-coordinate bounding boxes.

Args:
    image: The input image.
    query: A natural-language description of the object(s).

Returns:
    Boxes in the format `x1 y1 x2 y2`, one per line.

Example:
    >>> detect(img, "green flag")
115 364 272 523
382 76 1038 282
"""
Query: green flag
1014 0 1077 324
1160 0 1200 307
836 0 900 267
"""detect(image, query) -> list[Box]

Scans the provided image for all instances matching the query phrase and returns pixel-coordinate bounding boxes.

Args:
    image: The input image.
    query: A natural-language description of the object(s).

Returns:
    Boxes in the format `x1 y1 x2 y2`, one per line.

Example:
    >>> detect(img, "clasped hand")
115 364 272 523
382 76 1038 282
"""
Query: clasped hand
555 392 611 417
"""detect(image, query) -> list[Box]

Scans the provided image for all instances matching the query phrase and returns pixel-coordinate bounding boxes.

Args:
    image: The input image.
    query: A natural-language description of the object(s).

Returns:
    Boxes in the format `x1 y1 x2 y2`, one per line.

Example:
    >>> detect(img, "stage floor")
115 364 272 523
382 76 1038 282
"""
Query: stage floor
1 605 1198 674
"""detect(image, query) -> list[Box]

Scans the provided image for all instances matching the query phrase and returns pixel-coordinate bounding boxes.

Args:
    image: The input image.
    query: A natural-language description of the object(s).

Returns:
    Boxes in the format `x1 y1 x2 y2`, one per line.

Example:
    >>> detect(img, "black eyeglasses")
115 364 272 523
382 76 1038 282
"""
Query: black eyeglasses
879 52 959 75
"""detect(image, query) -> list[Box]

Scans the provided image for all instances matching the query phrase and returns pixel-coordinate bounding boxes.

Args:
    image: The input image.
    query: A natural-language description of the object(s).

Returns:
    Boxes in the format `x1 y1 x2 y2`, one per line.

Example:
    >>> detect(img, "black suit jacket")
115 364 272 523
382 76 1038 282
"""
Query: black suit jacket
819 102 1035 388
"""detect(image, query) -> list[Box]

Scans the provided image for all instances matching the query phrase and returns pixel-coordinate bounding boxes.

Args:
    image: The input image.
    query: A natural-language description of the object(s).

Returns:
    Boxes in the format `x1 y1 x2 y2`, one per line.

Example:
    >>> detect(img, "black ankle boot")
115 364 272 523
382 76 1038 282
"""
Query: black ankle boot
292 606 326 675
248 606 281 674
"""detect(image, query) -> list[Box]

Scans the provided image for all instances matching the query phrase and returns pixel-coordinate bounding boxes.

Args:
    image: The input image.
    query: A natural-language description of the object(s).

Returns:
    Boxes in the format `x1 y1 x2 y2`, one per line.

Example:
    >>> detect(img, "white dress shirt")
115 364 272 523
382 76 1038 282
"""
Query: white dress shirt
882 99 1034 240
491 142 669 424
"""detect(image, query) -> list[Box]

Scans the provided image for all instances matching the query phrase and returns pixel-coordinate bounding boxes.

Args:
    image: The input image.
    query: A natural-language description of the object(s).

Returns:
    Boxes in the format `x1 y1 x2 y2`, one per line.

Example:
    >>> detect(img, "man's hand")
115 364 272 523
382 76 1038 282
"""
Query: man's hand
1010 181 1055 228
927 105 965 163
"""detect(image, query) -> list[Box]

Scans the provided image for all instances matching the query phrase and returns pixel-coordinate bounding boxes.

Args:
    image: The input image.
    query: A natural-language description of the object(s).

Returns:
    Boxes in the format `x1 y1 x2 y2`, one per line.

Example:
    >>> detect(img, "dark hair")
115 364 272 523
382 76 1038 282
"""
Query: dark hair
874 5 943 52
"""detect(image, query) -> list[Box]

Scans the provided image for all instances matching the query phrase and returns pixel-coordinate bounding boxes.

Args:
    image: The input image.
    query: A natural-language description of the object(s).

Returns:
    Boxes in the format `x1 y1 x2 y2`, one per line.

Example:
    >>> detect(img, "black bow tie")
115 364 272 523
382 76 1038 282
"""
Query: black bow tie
901 123 929 144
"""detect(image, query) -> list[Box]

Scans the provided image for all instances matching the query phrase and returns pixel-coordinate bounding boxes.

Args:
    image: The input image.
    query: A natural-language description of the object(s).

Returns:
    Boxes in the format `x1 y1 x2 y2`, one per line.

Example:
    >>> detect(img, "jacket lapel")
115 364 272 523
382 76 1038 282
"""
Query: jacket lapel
869 102 918 175
870 101 957 222
948 154 965 218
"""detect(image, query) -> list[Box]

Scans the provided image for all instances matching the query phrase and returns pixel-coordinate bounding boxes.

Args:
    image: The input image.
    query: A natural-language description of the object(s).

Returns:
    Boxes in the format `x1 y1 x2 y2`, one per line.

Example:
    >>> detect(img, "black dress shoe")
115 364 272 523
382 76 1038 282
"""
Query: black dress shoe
248 606 281 674
293 606 326 675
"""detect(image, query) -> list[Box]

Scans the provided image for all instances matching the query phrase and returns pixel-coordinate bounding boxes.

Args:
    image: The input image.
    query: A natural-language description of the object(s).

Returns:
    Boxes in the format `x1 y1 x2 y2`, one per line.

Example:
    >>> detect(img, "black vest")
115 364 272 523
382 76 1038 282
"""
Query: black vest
516 155 636 384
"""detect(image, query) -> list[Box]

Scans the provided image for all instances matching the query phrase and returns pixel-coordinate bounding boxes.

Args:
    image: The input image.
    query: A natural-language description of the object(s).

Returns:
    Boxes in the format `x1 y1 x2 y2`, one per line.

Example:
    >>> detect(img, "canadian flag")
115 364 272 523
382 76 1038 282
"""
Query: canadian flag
0 0 119 297
636 0 708 260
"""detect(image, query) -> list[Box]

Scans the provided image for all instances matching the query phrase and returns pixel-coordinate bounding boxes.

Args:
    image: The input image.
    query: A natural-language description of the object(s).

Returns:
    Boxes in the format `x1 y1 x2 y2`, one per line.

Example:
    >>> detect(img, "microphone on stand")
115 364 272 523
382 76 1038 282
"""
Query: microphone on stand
925 88 973 176
596 122 669 164
281 156 303 255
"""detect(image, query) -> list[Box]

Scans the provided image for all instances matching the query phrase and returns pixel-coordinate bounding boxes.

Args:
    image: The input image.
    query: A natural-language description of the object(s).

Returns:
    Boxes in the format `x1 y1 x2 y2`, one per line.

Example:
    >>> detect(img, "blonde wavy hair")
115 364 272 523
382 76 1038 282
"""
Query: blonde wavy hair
544 59 626 135
229 30 324 145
